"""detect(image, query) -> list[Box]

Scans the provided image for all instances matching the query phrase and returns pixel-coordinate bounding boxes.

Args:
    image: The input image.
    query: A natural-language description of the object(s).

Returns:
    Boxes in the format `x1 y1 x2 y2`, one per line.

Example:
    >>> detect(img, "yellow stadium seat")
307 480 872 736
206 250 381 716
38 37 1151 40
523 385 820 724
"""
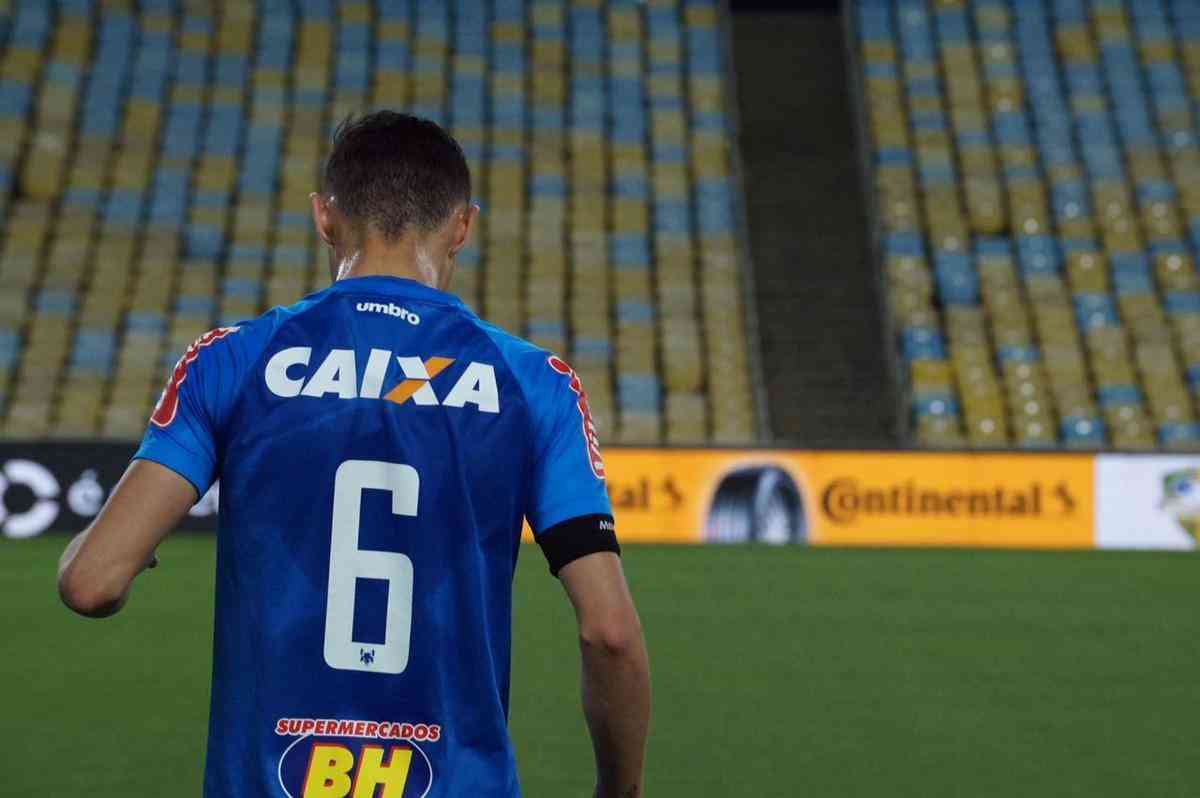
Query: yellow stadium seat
1157 252 1200 292
665 392 708 444
916 415 965 448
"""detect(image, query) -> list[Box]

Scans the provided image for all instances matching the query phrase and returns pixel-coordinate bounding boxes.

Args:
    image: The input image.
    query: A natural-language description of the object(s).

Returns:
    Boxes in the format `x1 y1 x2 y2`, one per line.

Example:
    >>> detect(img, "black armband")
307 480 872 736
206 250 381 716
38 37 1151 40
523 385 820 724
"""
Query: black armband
536 514 620 576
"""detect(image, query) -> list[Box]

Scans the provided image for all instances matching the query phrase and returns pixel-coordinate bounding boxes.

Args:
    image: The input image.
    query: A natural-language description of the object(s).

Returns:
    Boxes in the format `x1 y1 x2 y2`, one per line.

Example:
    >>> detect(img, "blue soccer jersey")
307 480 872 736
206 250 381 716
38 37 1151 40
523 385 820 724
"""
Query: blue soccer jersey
134 276 617 798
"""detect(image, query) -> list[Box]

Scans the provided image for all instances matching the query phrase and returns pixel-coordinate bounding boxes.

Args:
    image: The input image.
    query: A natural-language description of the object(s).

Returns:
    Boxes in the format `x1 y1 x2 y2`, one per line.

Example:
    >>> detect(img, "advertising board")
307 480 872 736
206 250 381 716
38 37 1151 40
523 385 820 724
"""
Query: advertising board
598 449 1093 548
0 443 216 539
1094 455 1200 550
0 443 1189 551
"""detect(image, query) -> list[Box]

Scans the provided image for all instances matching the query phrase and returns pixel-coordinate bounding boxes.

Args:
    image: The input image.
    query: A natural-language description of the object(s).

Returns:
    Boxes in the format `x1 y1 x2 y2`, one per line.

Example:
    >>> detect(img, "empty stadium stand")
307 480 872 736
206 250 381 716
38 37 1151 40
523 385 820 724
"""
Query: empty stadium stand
0 0 759 445
856 0 1200 450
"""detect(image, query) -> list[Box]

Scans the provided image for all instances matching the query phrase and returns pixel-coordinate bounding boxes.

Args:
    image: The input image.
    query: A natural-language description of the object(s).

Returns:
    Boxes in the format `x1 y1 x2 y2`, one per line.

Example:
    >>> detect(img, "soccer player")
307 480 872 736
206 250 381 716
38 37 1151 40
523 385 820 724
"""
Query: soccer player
57 112 651 798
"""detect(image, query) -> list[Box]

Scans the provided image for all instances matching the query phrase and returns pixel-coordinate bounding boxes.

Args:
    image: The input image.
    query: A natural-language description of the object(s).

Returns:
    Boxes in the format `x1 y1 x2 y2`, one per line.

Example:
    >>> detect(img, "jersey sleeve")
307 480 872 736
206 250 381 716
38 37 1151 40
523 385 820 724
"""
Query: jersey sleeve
523 354 619 575
133 326 246 497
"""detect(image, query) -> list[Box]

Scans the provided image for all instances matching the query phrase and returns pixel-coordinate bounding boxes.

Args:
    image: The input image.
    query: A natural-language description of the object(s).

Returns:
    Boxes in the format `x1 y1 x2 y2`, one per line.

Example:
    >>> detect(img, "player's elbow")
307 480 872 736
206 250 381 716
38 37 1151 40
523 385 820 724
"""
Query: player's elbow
57 569 124 618
579 608 644 660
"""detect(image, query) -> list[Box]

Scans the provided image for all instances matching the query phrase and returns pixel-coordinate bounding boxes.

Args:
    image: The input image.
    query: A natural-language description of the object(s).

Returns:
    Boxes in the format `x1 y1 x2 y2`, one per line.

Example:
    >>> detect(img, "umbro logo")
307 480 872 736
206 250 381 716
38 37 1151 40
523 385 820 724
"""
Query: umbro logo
355 301 420 325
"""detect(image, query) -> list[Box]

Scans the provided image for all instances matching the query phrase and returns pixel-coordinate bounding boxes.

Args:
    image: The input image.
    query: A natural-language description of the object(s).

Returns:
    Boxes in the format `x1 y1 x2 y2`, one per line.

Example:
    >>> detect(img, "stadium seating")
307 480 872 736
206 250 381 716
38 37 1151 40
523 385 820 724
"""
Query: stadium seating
0 0 758 445
858 0 1200 449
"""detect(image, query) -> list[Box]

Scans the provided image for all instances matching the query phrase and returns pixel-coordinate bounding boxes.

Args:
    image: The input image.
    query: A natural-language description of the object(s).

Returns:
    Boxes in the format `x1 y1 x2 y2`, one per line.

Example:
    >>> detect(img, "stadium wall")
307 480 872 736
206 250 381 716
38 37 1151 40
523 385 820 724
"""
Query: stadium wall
0 443 1192 551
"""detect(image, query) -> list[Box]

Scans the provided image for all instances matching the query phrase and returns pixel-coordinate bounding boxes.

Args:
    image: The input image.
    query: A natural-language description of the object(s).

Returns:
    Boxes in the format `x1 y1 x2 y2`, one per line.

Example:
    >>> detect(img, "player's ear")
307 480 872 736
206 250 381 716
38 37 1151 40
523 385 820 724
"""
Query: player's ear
310 192 335 247
448 202 479 259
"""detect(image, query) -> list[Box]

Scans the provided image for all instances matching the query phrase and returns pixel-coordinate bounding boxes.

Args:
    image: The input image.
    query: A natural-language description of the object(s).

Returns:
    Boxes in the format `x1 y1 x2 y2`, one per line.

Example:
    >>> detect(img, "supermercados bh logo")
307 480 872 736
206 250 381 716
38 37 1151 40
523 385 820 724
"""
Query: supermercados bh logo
276 717 441 798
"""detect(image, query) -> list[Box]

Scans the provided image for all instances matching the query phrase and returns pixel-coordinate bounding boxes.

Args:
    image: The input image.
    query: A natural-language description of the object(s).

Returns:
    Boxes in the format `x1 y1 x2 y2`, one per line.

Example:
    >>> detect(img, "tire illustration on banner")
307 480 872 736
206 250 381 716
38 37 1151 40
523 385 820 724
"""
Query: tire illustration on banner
705 465 805 544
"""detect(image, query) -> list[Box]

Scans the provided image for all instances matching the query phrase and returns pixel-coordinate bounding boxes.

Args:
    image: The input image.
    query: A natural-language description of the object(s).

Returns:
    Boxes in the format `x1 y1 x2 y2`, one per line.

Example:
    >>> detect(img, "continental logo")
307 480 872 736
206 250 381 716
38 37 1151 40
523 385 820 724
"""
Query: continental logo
821 478 1077 524
265 347 499 413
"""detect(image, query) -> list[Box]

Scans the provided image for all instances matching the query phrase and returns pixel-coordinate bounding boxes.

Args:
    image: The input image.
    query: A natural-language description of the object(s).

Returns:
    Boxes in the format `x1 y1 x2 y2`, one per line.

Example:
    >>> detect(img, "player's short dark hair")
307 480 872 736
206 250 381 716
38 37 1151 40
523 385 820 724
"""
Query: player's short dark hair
321 111 471 240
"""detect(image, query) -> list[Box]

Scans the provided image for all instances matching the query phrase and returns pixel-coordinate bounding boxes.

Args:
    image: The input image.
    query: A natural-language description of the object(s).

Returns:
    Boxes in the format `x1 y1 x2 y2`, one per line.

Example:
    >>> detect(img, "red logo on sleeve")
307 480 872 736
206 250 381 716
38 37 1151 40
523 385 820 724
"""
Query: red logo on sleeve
150 327 239 428
547 355 605 480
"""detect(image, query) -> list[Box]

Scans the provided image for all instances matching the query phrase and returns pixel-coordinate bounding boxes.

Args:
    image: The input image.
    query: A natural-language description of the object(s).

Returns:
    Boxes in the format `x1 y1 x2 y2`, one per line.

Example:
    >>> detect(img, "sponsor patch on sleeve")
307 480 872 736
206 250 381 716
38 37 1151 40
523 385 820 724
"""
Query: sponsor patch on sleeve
150 327 239 428
547 355 605 480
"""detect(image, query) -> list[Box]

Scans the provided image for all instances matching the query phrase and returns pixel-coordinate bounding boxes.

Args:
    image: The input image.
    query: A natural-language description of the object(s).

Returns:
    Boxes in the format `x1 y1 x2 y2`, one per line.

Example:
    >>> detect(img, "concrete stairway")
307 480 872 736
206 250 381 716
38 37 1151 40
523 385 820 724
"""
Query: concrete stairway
731 8 899 447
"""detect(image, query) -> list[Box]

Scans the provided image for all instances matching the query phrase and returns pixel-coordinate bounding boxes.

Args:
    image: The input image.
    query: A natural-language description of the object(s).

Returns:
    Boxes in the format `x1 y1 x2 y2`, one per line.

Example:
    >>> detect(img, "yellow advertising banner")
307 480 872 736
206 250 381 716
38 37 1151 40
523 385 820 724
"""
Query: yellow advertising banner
538 449 1095 549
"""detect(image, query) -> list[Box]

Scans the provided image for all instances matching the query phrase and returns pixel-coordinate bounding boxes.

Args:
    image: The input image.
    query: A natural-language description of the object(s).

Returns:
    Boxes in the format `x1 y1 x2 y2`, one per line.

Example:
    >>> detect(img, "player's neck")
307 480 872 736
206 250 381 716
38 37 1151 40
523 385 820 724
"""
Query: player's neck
332 234 444 290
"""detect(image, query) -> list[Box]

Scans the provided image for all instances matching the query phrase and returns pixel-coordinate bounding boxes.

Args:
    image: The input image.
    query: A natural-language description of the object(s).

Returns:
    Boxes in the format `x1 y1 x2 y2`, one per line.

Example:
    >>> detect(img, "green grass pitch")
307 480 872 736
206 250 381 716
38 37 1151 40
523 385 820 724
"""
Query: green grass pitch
2 536 1197 796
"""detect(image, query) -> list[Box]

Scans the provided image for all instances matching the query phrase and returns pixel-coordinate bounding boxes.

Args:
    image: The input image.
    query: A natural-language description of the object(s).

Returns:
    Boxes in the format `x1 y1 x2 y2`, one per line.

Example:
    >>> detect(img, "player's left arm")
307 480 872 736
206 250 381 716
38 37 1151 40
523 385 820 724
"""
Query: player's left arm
521 353 651 796
57 460 197 618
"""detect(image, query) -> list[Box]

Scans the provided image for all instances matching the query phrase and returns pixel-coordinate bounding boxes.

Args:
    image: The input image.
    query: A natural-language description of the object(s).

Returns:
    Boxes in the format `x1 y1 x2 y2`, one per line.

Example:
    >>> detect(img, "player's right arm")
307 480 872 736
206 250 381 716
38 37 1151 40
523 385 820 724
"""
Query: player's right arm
58 326 246 617
521 353 651 797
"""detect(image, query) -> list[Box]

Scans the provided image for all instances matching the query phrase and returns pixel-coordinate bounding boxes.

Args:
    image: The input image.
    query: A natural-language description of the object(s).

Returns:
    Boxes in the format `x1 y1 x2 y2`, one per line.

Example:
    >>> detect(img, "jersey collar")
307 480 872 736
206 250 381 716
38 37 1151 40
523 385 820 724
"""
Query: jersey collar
328 275 465 307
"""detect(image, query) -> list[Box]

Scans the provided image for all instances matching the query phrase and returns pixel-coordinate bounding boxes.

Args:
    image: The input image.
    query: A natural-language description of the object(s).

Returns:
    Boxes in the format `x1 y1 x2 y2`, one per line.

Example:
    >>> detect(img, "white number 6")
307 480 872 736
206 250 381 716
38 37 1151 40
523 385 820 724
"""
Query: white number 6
324 460 418 674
